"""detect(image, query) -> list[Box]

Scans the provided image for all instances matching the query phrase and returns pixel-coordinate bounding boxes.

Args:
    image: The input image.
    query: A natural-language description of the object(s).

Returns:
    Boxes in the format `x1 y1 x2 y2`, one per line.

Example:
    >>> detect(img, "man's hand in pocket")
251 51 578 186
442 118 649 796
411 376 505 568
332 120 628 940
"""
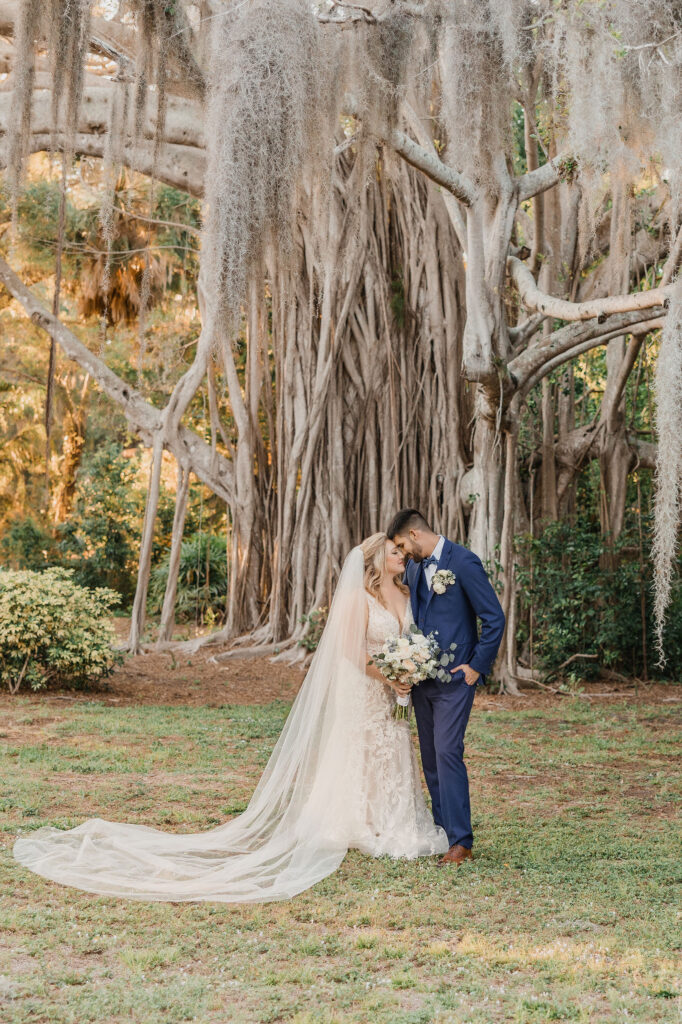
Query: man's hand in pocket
451 664 480 686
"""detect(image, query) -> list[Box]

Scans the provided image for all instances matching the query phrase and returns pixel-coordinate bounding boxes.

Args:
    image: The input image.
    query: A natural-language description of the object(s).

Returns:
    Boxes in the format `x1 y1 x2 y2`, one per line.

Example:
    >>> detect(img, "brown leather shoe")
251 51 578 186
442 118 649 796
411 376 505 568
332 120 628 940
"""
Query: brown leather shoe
437 843 473 867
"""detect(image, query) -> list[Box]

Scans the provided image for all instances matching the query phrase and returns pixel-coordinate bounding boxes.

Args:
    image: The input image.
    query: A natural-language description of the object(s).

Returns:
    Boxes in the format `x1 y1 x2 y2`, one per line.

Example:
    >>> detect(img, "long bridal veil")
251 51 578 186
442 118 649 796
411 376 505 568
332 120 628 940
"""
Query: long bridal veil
13 547 369 902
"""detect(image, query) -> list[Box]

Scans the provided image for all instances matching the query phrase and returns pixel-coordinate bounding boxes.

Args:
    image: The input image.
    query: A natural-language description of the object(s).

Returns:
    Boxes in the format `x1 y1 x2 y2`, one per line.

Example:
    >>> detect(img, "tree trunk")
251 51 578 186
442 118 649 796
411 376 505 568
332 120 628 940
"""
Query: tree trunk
157 460 190 644
598 176 634 561
52 375 89 524
128 433 164 653
466 392 505 567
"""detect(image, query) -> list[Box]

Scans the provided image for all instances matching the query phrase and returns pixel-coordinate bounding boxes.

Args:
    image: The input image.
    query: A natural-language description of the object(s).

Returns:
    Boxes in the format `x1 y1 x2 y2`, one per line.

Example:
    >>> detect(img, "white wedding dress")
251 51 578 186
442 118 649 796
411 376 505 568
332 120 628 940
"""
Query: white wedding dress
344 593 448 858
13 548 447 903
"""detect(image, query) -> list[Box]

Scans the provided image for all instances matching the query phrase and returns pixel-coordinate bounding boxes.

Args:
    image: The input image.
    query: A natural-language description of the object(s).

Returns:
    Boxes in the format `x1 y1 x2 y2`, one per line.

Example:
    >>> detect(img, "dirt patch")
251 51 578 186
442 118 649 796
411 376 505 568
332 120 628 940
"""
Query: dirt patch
1 648 305 709
106 648 306 705
4 661 680 710
0 623 679 711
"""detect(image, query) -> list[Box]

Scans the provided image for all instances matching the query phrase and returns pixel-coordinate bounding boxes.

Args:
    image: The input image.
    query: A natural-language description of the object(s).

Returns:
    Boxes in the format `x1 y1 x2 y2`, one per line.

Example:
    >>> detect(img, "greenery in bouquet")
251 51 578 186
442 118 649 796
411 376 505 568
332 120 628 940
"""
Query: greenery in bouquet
371 625 458 719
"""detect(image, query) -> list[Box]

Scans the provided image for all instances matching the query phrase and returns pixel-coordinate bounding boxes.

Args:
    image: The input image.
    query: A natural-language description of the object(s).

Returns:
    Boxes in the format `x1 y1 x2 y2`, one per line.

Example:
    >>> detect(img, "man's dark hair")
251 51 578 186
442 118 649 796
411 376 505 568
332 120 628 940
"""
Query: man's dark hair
386 508 432 539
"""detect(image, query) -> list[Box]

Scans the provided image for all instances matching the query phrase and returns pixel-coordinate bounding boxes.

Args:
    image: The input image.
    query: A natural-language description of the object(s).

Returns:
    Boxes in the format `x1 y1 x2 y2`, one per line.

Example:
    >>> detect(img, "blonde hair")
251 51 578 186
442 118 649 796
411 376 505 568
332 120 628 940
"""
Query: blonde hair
360 532 409 604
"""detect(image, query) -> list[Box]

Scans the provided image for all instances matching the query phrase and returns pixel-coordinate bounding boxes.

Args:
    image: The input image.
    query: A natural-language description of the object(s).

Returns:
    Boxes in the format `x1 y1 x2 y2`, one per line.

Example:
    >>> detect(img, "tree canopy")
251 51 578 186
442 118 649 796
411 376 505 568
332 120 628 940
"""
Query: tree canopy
0 0 680 689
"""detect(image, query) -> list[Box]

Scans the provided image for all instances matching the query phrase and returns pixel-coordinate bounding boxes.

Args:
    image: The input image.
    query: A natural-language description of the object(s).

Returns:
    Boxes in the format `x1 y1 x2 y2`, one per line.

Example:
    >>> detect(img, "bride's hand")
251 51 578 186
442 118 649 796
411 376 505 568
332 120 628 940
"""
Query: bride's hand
391 676 412 697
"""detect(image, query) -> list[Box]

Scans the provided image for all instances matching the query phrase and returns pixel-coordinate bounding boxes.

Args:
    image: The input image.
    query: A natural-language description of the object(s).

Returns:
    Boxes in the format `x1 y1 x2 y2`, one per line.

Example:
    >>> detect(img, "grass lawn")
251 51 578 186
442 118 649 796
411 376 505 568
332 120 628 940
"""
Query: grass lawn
1 692 680 1023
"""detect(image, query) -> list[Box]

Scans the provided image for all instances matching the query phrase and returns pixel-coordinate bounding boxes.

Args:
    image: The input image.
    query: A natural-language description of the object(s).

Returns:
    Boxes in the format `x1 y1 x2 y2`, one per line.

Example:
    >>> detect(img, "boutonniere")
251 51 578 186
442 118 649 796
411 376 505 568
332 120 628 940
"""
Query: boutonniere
431 569 456 594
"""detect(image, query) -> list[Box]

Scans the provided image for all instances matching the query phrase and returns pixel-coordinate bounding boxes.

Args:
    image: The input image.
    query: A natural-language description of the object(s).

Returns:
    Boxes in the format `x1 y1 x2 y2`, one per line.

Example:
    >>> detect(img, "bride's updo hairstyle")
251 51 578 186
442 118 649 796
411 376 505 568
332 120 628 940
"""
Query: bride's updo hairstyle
361 532 409 606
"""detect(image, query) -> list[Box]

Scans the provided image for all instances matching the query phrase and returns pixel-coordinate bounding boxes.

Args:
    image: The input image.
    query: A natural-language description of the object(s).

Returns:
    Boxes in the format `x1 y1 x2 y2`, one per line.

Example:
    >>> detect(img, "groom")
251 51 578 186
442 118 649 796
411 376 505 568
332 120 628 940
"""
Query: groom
387 509 505 867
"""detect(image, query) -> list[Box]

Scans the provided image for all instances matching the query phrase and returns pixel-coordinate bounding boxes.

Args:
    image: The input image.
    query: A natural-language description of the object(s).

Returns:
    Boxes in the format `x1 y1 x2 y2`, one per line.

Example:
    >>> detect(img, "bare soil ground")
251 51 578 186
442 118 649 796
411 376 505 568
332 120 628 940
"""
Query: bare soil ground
6 616 679 710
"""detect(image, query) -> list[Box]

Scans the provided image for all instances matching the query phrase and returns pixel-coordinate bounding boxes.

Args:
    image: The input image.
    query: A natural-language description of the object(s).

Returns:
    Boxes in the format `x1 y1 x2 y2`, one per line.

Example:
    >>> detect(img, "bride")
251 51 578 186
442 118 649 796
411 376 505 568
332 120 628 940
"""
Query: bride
13 533 448 903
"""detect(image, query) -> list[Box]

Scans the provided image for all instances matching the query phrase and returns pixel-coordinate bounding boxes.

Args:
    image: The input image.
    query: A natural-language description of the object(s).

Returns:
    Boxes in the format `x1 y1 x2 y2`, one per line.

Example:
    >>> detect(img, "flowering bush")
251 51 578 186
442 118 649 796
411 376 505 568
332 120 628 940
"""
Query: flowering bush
0 568 121 693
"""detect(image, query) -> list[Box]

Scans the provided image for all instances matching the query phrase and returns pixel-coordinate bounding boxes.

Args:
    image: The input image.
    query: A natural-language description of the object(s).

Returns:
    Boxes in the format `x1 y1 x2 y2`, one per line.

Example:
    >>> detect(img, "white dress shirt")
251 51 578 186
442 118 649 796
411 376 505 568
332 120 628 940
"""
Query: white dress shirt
423 535 445 590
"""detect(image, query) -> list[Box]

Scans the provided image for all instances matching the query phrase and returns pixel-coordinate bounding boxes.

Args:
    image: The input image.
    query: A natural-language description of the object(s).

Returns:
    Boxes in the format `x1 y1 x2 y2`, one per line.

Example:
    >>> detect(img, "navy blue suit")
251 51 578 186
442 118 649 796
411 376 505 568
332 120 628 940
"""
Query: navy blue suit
406 538 505 848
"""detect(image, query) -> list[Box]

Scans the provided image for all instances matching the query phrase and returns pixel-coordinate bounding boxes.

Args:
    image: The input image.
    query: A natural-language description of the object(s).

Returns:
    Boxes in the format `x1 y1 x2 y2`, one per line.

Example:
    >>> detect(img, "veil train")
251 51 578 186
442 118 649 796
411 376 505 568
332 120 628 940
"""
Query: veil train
13 548 369 903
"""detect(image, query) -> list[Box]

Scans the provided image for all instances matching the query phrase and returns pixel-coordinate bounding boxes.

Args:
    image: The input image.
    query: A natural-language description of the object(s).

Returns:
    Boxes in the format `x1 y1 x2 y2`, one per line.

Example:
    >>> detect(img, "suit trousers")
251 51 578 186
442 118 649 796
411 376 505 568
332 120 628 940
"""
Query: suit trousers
411 678 476 848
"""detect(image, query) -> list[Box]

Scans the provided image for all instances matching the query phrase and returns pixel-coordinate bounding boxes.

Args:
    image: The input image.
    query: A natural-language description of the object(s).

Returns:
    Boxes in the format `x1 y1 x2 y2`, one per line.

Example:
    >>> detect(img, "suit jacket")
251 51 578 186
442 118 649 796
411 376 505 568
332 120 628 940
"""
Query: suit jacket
405 538 505 686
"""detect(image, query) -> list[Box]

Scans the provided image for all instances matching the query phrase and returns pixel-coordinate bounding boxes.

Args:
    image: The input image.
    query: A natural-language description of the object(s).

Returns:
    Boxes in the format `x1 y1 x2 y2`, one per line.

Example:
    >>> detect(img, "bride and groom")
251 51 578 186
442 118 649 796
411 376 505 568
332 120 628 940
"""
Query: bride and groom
14 508 505 903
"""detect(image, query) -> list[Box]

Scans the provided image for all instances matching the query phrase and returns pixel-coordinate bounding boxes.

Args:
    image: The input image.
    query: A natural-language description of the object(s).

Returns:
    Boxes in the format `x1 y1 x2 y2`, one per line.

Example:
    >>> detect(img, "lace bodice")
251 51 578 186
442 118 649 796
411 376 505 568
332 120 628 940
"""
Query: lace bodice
365 592 413 655
327 589 447 859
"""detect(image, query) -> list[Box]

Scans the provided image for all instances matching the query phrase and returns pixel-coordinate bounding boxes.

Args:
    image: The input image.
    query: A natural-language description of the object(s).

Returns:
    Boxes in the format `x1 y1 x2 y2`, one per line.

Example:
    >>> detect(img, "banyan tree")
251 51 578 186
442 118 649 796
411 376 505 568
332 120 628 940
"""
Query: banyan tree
0 0 680 691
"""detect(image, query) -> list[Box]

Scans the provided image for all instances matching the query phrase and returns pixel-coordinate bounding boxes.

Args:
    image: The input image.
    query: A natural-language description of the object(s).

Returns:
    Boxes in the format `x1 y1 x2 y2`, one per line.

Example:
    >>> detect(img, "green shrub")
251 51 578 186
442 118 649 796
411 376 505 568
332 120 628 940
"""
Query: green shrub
56 443 144 602
0 568 121 693
148 532 228 624
515 519 682 680
0 517 57 570
298 607 328 652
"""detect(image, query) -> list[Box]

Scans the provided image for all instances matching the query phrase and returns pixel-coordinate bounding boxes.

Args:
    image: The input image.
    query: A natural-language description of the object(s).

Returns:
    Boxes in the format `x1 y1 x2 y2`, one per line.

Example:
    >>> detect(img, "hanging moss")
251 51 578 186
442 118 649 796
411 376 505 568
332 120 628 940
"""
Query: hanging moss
200 0 340 324
652 279 682 663
7 0 42 204
49 0 92 143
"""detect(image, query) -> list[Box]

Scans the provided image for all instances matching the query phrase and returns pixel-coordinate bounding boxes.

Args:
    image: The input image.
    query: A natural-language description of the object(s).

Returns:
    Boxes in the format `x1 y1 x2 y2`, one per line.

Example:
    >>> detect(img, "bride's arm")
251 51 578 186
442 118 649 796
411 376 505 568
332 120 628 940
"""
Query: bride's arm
364 601 411 695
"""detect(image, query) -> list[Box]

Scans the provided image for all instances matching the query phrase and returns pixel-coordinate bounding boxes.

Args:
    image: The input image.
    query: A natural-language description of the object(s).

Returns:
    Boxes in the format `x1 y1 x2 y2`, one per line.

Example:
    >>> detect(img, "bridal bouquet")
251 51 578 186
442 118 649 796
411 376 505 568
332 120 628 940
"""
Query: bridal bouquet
371 625 457 719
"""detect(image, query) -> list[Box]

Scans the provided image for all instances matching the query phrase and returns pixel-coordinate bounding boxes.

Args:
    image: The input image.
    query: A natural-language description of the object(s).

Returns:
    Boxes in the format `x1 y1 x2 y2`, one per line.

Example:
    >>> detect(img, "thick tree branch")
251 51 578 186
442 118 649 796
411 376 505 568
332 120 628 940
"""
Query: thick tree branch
520 317 665 395
0 2 137 64
0 1 204 99
0 82 207 194
318 1 426 25
0 257 233 502
510 308 666 390
400 101 467 249
517 152 570 202
605 331 646 432
554 424 657 477
631 439 657 470
0 84 205 149
1 131 206 197
509 312 544 348
390 130 476 206
509 255 672 320
661 220 682 285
